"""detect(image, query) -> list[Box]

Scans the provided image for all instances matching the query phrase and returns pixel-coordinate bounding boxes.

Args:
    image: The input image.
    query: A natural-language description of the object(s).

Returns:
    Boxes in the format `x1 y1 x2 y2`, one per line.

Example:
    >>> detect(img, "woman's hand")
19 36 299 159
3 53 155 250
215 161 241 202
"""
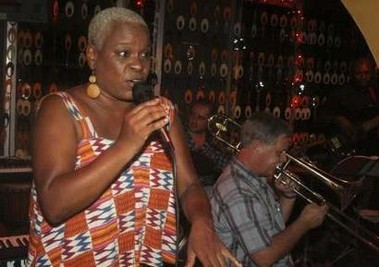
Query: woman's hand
185 219 242 267
116 98 169 153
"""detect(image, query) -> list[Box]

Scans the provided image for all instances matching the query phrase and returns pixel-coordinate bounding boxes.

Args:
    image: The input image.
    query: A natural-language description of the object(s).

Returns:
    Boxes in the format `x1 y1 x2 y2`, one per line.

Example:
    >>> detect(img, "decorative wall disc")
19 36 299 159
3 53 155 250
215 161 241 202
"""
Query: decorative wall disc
279 14 287 28
245 105 252 118
233 105 241 119
218 90 225 104
6 45 15 61
22 100 31 116
81 2 88 20
78 36 87 52
285 107 292 120
176 15 185 31
24 31 33 48
174 60 182 74
270 14 278 27
210 63 217 77
208 90 216 102
273 106 281 117
65 34 72 52
314 71 322 84
49 83 58 93
196 89 205 100
94 5 101 16
219 63 228 78
331 72 338 85
78 52 86 67
34 32 44 48
6 62 14 77
187 61 193 75
198 62 206 76
217 105 225 114
322 73 330 84
189 17 197 32
23 49 32 66
65 1 75 18
167 0 174 13
200 18 209 33
7 27 16 43
34 49 43 66
33 82 42 99
164 58 172 74
184 89 193 104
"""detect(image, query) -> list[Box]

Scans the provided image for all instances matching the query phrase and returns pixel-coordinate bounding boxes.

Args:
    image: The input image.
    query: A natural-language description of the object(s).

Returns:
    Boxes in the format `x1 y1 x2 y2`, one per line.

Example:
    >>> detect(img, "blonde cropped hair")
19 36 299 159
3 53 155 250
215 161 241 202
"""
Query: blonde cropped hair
88 7 148 49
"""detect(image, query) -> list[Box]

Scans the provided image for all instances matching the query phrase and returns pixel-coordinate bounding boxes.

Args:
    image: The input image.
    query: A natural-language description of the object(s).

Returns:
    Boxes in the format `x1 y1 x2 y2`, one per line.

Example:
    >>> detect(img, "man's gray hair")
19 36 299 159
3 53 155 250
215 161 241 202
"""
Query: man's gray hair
240 112 292 146
88 7 148 49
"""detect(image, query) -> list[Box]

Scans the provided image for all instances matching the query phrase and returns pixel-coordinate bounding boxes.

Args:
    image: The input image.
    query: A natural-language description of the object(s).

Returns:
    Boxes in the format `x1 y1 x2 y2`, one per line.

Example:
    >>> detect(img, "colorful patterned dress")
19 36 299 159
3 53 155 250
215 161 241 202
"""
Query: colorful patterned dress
28 92 177 266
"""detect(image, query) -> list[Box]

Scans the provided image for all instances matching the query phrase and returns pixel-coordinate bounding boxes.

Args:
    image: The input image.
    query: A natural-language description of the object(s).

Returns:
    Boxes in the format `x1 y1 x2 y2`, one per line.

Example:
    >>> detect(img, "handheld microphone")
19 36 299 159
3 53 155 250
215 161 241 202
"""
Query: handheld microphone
132 82 172 146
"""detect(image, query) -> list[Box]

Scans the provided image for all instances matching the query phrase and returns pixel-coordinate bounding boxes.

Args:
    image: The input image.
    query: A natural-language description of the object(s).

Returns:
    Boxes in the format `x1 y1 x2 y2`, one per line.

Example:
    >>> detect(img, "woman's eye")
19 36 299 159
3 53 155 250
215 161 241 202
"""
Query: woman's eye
141 51 151 60
118 51 130 58
117 51 151 60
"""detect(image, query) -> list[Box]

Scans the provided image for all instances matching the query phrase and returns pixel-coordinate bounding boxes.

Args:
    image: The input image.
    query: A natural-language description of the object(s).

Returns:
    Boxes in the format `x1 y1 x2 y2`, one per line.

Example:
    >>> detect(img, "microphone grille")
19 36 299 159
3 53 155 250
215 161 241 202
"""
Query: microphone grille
132 82 154 103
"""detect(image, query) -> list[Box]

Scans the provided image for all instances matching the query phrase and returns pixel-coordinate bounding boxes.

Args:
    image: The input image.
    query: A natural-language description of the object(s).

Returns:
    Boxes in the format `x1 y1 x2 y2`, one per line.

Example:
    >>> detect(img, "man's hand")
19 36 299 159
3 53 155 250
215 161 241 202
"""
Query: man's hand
298 203 329 229
274 176 298 199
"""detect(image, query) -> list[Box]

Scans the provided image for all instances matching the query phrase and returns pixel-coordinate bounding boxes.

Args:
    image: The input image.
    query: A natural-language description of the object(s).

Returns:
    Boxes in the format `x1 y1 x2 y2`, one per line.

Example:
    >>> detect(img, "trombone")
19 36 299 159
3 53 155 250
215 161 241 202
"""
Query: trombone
208 113 379 253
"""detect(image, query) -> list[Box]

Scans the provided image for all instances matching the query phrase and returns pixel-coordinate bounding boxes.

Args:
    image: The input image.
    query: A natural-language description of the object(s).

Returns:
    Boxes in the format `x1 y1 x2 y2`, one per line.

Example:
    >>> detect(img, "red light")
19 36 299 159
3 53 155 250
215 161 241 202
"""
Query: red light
136 0 144 8
52 0 59 23
291 95 301 108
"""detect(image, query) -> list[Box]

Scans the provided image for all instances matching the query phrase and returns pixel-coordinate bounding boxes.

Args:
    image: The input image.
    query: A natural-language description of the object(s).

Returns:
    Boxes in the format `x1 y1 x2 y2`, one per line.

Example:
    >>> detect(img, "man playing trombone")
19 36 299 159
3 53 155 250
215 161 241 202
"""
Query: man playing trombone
208 112 328 266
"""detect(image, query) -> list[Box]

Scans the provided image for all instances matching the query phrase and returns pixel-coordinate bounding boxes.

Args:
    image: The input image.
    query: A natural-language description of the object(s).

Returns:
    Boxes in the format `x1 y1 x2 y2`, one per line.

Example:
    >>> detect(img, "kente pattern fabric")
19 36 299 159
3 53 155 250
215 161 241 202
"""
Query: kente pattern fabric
28 92 177 266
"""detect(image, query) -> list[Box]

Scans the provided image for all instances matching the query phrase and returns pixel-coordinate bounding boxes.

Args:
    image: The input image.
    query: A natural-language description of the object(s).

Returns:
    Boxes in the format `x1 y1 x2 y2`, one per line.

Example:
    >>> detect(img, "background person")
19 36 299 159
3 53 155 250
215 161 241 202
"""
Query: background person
28 7 240 267
184 99 231 190
317 56 379 216
209 112 328 266
319 56 379 157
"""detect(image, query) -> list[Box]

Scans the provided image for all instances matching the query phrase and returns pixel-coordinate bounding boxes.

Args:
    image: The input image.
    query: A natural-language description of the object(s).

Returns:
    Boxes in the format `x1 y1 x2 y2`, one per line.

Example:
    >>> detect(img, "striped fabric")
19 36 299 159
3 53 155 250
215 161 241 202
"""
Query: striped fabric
28 92 177 266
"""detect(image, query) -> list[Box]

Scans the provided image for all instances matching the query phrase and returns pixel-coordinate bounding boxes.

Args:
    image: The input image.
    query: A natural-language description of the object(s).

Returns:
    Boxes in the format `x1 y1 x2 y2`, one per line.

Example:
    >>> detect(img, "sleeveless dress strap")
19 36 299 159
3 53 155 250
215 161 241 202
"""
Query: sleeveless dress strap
54 92 98 139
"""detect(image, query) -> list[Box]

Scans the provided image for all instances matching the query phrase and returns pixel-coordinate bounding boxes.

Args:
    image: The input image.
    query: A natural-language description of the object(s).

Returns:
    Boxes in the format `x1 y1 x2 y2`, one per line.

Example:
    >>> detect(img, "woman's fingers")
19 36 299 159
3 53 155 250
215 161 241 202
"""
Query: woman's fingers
221 249 242 267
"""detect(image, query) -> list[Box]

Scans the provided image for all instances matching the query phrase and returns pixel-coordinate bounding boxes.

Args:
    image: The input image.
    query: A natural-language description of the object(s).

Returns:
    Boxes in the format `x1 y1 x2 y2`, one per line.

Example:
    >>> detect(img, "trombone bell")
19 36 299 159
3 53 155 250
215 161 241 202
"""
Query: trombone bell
280 153 363 211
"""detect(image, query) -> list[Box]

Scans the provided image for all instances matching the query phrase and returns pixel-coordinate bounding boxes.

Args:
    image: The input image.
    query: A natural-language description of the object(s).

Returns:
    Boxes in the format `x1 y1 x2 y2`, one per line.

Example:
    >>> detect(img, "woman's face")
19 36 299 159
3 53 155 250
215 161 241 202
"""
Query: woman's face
91 22 151 101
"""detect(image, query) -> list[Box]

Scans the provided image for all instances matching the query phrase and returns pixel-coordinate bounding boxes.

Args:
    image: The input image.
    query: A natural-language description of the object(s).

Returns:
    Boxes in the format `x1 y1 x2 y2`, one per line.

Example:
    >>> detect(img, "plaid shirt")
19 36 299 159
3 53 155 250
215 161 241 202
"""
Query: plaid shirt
209 158 293 267
185 127 230 170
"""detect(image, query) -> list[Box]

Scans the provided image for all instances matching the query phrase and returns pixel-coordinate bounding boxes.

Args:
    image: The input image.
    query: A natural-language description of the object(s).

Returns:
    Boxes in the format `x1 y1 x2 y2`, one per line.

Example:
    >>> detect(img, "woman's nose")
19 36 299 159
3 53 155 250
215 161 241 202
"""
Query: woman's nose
130 58 143 70
129 56 148 71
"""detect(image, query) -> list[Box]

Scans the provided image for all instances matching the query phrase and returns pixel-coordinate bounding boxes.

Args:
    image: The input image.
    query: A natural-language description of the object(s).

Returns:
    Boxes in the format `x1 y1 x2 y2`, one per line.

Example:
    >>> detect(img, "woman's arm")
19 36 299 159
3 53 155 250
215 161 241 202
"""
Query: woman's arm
168 114 241 267
32 94 168 225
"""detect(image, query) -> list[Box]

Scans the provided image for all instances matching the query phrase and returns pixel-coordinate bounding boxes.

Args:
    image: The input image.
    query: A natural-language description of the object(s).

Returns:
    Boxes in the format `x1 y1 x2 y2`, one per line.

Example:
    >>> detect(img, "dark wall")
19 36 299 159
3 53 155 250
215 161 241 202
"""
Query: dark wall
0 0 49 23
10 0 156 158
159 0 374 150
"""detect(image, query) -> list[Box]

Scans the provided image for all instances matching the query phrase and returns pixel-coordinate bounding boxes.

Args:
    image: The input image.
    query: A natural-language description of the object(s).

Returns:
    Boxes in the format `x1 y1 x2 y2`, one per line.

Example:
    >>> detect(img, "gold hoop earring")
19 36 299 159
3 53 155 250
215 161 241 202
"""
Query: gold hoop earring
86 72 100 99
